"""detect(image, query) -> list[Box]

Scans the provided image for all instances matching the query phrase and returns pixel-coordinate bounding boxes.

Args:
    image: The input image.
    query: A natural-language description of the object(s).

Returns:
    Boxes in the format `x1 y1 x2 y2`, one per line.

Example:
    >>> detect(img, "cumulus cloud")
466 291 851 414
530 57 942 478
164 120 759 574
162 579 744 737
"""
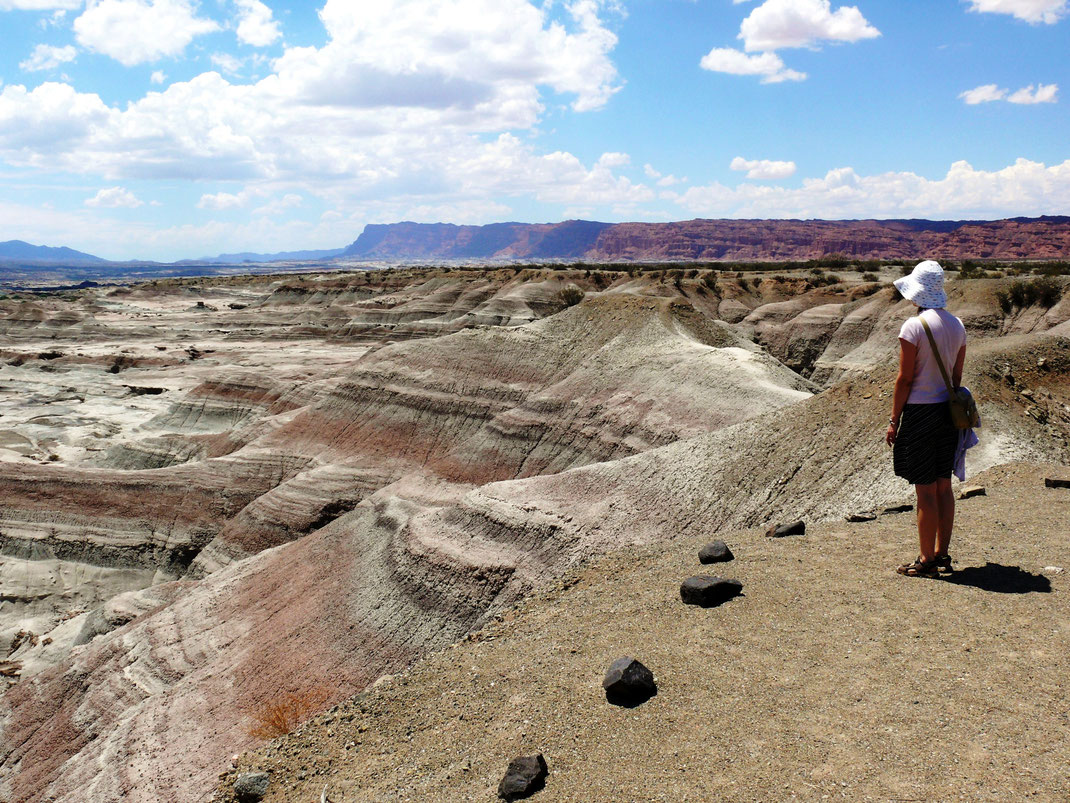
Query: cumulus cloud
966 0 1067 24
702 0 877 83
150 70 166 84
961 82 1058 104
730 156 797 180
233 0 280 46
0 0 80 8
85 186 144 208
73 0 221 66
197 188 259 209
675 158 1070 219
19 44 77 72
738 0 881 52
1007 83 1059 103
210 52 244 75
252 193 302 216
643 164 685 186
700 48 806 82
0 0 634 218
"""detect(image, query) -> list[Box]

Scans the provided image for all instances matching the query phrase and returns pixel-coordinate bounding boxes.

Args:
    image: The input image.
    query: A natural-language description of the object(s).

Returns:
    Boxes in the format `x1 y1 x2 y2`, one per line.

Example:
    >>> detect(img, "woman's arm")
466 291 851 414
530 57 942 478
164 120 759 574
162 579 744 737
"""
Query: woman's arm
886 338 917 446
952 343 966 388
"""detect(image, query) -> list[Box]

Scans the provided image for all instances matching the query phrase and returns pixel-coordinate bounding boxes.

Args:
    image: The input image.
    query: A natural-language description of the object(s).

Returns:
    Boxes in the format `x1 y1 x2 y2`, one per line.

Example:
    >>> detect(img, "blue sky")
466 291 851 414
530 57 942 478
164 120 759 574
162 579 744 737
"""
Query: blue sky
0 0 1067 261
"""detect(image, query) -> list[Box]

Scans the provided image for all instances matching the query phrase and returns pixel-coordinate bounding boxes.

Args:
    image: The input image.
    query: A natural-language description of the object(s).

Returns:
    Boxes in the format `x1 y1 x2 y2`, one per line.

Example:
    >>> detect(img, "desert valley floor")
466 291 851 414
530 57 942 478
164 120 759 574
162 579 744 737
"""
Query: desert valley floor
0 266 1066 802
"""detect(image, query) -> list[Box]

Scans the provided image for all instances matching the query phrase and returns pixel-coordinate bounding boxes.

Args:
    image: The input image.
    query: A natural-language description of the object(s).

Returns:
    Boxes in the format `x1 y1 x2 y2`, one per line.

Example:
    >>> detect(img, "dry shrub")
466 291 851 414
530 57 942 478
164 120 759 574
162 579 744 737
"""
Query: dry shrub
245 686 330 740
557 286 585 307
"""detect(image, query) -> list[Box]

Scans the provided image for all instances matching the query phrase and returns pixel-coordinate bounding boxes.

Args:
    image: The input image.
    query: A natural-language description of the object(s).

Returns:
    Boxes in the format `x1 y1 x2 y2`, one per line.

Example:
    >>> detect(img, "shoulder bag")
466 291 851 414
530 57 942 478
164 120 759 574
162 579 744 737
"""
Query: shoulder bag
919 315 978 430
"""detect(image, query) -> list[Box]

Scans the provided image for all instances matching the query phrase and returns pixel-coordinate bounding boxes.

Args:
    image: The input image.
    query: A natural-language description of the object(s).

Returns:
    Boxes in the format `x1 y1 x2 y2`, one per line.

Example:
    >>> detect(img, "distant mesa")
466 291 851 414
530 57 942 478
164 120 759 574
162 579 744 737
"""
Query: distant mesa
341 216 1070 262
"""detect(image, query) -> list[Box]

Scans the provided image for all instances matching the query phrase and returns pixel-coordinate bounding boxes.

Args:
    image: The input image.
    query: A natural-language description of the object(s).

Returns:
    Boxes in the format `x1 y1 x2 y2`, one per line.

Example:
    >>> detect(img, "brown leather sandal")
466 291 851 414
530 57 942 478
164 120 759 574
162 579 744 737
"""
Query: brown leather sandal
896 557 938 577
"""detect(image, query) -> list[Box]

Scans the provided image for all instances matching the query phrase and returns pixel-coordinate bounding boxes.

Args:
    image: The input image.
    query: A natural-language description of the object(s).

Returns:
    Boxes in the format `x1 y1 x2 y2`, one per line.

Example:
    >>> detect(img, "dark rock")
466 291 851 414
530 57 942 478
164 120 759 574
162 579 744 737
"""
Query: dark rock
846 511 877 523
1045 477 1070 489
234 771 270 802
602 656 656 706
958 485 986 499
498 754 548 800
680 576 743 608
698 540 734 563
882 504 913 515
765 520 805 538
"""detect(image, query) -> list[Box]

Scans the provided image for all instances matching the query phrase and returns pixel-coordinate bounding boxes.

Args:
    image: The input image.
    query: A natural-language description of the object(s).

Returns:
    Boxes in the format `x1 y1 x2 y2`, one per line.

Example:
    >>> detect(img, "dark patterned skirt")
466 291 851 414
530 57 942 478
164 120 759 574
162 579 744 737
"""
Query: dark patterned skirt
893 402 957 485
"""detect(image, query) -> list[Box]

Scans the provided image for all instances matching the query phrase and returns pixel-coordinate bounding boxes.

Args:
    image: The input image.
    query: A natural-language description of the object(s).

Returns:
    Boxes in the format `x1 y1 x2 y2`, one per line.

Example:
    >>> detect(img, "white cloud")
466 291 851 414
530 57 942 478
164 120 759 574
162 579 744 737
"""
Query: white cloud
211 52 244 75
960 83 1007 104
150 70 166 84
700 48 806 83
1007 83 1058 103
0 0 80 8
966 0 1067 24
85 186 144 207
19 44 77 72
738 0 880 52
197 188 258 209
702 0 878 84
961 82 1058 104
73 0 221 66
252 192 302 216
676 158 1070 219
597 152 630 168
0 0 632 215
730 156 797 180
234 0 280 46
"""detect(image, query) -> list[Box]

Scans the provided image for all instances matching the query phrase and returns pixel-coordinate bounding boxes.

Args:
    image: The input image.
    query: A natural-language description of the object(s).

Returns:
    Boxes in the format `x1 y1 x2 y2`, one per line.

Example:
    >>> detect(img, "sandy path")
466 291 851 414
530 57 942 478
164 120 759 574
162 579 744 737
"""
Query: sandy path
224 461 1069 802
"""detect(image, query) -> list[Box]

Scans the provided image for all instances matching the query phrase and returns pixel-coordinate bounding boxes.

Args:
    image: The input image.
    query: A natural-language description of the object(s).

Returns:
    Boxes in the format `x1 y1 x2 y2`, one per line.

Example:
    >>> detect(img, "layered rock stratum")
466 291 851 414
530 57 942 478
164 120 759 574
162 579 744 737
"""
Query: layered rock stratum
0 265 1067 802
342 217 1070 261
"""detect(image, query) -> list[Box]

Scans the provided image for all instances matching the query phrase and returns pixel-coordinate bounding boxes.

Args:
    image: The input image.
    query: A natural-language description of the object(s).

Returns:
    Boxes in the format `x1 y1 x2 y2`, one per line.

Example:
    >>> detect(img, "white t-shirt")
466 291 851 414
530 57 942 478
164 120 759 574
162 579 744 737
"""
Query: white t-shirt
898 309 967 404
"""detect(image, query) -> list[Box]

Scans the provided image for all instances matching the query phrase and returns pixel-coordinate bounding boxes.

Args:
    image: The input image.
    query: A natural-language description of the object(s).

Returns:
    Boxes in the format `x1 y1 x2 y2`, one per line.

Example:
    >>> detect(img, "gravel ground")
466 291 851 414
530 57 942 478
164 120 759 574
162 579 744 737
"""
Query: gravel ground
220 461 1069 803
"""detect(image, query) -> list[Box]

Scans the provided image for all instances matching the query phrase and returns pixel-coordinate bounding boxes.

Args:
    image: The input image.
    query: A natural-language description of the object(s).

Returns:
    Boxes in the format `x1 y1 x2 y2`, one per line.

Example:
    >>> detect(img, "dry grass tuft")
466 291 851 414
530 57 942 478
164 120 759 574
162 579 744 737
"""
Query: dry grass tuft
245 686 331 740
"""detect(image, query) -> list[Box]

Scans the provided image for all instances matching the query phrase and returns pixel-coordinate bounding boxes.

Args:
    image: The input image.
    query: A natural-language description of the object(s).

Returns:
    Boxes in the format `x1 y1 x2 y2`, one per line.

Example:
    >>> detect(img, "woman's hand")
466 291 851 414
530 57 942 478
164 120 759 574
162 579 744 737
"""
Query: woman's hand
885 421 898 446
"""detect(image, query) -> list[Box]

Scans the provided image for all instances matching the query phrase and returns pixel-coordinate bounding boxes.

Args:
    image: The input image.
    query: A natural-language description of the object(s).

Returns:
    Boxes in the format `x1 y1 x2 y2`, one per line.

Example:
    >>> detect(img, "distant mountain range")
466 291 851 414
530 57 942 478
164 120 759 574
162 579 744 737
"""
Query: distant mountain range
6 216 1070 275
194 248 346 264
0 240 106 264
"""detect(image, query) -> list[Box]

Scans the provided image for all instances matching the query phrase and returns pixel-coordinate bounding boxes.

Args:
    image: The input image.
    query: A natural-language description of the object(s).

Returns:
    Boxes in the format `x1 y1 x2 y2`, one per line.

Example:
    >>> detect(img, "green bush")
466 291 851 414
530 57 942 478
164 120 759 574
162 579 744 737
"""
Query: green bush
701 272 718 290
1031 276 1062 307
994 290 1012 314
861 272 879 283
1008 280 1029 307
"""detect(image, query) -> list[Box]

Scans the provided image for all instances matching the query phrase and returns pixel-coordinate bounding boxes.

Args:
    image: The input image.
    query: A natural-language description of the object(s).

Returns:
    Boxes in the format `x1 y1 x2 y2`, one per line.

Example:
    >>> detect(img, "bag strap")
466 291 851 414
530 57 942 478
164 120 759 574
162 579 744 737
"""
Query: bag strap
918 314 955 394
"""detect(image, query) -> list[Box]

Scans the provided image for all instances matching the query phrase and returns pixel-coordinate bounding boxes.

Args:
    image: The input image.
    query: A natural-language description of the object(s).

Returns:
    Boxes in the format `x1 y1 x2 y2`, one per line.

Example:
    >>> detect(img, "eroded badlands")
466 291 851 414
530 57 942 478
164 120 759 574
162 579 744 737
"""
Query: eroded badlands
0 266 1066 802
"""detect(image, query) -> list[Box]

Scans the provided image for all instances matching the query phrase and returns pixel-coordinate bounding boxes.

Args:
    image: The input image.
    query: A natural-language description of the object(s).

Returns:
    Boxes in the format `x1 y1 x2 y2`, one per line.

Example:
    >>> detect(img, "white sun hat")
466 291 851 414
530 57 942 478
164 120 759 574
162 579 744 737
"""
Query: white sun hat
894 260 948 309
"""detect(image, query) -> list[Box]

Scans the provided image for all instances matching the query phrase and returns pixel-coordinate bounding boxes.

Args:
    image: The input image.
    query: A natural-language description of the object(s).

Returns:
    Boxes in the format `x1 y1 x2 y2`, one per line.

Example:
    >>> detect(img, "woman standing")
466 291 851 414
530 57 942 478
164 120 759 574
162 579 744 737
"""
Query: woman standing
885 260 967 577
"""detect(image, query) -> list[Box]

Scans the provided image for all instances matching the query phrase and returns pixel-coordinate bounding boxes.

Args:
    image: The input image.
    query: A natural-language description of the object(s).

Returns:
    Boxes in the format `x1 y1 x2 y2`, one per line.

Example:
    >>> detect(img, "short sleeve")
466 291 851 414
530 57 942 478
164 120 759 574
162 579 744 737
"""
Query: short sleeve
898 317 920 346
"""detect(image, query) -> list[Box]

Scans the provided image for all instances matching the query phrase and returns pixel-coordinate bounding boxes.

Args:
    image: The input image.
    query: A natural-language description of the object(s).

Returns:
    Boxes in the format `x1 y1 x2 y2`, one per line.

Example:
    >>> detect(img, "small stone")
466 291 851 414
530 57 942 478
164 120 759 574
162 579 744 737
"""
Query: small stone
1020 389 1034 399
680 576 743 608
958 486 986 499
498 754 548 800
765 521 805 538
1044 477 1070 489
234 771 270 802
698 540 734 563
846 511 877 523
882 504 913 515
1037 357 1047 369
1042 566 1064 575
602 657 657 706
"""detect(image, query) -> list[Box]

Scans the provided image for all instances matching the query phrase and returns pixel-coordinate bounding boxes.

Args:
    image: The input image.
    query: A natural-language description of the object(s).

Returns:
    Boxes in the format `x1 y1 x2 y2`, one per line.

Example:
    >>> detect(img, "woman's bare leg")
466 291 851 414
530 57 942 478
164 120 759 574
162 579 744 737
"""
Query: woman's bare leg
935 476 955 556
914 482 939 561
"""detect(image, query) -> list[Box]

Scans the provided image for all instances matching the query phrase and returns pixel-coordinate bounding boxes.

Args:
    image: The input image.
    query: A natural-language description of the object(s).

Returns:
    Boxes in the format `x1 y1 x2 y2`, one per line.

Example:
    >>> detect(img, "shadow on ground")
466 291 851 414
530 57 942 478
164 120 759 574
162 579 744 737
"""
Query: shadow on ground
941 563 1052 594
